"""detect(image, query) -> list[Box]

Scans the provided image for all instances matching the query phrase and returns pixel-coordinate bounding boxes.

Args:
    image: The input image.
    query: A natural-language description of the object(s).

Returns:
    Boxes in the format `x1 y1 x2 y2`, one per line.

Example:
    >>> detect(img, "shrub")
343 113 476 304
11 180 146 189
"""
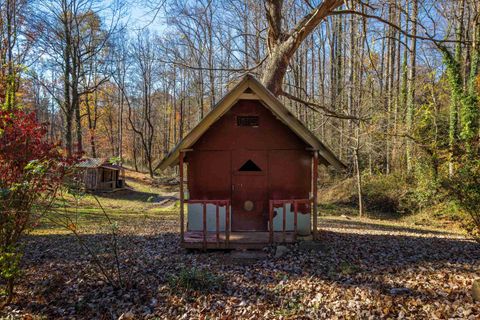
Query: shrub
350 174 416 214
446 154 480 242
0 110 69 304
168 267 223 292
318 175 413 214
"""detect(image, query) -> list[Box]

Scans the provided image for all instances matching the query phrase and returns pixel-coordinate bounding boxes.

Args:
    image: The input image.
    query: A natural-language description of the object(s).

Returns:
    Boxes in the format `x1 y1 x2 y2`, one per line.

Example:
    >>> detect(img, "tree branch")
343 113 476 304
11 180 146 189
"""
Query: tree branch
290 0 344 45
280 90 364 120
332 10 472 44
155 55 268 72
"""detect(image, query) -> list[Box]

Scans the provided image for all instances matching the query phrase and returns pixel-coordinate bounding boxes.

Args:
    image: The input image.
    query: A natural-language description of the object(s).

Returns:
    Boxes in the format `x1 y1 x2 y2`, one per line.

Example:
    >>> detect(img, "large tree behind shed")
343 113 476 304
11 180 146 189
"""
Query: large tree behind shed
261 0 343 97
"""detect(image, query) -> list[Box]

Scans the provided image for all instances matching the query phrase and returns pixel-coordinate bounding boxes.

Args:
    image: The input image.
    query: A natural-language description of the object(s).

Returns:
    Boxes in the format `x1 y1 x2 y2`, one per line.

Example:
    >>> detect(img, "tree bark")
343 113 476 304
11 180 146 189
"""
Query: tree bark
448 0 465 176
354 135 364 217
406 0 418 173
261 0 343 96
62 0 73 156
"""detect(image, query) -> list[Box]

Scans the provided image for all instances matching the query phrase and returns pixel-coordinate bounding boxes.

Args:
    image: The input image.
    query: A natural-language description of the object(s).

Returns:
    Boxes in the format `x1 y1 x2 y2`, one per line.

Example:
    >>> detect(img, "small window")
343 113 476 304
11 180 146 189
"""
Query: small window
239 159 261 172
237 116 259 127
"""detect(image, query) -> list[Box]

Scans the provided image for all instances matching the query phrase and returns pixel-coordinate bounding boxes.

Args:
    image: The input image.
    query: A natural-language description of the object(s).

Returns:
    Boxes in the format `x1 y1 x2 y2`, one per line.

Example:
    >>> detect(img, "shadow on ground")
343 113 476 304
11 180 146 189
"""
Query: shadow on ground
94 187 178 204
9 217 480 319
320 217 460 236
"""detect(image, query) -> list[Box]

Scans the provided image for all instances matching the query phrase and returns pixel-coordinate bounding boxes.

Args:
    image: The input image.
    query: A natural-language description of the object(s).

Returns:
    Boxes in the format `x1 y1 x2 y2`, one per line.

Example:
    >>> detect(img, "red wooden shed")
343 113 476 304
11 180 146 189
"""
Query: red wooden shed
158 75 345 249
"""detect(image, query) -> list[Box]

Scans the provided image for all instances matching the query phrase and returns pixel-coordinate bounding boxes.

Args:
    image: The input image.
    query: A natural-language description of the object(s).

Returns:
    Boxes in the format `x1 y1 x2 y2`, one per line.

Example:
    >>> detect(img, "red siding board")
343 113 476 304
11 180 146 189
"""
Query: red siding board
187 150 231 200
193 100 308 150
187 99 312 231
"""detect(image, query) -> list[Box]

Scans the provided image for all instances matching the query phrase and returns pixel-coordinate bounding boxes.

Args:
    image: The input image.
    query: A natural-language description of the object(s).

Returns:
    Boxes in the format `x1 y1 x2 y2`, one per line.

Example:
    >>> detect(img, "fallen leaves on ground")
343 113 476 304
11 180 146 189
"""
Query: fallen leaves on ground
3 216 480 319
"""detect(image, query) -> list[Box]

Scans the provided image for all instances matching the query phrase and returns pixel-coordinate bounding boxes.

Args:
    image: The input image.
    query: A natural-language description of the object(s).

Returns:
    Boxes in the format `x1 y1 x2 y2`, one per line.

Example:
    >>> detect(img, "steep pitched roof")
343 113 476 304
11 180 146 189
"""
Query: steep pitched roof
156 74 346 171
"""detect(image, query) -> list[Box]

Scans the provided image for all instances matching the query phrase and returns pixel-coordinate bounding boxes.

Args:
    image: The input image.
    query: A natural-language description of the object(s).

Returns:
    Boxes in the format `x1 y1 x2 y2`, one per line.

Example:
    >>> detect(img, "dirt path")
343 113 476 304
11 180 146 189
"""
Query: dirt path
6 215 480 319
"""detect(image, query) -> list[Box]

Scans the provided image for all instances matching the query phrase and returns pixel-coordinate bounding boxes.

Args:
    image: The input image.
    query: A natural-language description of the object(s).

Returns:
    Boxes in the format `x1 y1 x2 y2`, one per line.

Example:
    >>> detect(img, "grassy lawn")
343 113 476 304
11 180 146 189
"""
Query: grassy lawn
33 169 468 237
318 202 468 236
32 169 179 235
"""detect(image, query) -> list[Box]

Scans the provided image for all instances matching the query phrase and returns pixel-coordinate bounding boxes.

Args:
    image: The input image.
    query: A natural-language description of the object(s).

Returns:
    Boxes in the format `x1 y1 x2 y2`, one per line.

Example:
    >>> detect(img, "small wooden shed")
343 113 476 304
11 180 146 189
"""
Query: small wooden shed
76 158 125 192
158 75 345 249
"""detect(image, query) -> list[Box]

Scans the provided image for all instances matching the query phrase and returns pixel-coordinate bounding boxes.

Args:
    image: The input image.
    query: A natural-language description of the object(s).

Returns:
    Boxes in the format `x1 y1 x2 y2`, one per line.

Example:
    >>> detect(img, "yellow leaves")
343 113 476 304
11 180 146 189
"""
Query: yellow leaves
382 306 391 316
67 222 76 231
366 51 380 70
166 103 173 115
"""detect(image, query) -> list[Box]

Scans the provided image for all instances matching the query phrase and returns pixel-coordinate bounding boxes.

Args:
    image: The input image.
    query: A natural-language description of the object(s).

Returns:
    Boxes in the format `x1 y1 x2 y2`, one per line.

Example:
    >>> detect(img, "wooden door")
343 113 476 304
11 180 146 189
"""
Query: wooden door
231 150 268 231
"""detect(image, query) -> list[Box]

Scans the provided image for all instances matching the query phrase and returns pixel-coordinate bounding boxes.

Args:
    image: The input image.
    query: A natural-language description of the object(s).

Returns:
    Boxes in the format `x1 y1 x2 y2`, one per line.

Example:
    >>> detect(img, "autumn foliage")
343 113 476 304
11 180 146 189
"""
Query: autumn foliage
0 110 60 181
0 109 69 304
447 139 480 241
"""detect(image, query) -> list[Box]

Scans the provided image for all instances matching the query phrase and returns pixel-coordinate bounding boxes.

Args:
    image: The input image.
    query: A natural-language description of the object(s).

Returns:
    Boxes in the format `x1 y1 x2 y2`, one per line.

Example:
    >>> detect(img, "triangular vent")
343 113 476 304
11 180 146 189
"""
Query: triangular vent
239 159 261 172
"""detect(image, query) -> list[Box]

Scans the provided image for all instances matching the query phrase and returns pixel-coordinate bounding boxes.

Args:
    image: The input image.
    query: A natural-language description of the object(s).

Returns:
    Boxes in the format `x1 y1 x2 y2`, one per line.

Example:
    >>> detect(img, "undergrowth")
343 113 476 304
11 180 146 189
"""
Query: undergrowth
318 173 468 231
168 267 223 292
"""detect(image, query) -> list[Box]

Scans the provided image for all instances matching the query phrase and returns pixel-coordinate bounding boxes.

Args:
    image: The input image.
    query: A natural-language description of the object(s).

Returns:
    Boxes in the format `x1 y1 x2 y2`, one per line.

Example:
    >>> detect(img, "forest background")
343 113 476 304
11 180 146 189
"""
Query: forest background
1 0 479 237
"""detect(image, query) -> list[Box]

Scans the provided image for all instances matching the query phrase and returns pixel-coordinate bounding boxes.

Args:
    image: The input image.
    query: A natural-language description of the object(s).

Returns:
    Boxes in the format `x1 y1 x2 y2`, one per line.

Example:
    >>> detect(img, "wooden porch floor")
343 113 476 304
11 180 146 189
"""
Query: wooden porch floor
183 231 296 249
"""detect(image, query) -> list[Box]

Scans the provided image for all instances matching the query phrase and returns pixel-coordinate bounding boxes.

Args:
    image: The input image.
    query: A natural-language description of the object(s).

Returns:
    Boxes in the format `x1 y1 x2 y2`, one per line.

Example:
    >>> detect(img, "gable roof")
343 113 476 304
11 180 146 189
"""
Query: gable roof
76 157 122 170
156 74 346 171
76 158 108 169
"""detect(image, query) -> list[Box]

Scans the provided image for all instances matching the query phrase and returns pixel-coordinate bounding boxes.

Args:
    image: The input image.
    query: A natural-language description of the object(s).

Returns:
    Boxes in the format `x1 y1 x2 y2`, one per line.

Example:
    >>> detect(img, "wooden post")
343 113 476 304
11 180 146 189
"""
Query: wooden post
313 152 319 240
294 201 298 241
179 152 185 243
269 200 273 243
225 203 230 247
215 202 219 243
202 202 207 250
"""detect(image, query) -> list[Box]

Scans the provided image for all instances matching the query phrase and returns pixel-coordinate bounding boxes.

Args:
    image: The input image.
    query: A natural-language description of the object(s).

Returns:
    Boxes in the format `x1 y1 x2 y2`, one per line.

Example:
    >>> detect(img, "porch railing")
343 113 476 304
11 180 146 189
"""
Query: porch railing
269 199 311 243
185 199 230 249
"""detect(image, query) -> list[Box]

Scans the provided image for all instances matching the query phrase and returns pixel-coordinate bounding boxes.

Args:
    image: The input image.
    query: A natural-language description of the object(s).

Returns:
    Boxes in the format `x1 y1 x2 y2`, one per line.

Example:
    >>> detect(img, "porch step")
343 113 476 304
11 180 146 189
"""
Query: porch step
183 231 297 250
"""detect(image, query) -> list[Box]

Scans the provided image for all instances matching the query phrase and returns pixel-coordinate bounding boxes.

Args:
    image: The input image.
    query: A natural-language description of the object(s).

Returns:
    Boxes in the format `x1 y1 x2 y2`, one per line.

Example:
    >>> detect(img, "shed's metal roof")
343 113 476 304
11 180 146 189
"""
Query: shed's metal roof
155 74 346 171
76 158 108 168
102 164 122 171
76 158 122 170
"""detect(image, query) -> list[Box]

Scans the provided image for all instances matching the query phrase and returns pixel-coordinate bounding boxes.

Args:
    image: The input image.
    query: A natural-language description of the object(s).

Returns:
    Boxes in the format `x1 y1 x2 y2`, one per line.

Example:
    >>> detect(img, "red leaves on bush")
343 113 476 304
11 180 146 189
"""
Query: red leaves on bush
1 110 52 159
0 110 73 303
0 110 62 187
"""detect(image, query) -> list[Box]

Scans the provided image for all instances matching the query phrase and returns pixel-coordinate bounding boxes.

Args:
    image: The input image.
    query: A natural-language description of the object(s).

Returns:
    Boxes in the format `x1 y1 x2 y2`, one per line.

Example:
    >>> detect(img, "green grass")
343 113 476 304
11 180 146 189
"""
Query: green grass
318 203 466 235
31 169 467 237
317 175 471 234
168 267 223 292
32 171 179 235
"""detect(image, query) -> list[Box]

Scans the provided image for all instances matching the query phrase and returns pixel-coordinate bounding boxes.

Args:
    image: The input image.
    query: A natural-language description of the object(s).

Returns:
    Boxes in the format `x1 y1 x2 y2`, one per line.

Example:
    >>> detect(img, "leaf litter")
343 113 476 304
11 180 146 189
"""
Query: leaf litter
3 216 479 319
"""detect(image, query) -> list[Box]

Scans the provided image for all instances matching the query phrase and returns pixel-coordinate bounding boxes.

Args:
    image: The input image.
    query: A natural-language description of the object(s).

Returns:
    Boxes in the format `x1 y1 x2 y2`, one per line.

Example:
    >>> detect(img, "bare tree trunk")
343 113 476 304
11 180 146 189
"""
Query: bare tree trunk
4 0 17 110
261 0 343 96
354 138 364 217
74 69 82 154
118 84 124 164
133 132 138 172
406 0 418 173
62 0 73 156
448 0 465 177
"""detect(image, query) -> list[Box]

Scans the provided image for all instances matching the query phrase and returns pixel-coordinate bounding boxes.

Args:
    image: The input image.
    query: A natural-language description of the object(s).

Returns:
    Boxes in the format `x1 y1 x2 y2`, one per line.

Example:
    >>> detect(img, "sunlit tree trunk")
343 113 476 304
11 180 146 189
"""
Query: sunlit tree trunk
405 0 417 173
261 0 343 96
